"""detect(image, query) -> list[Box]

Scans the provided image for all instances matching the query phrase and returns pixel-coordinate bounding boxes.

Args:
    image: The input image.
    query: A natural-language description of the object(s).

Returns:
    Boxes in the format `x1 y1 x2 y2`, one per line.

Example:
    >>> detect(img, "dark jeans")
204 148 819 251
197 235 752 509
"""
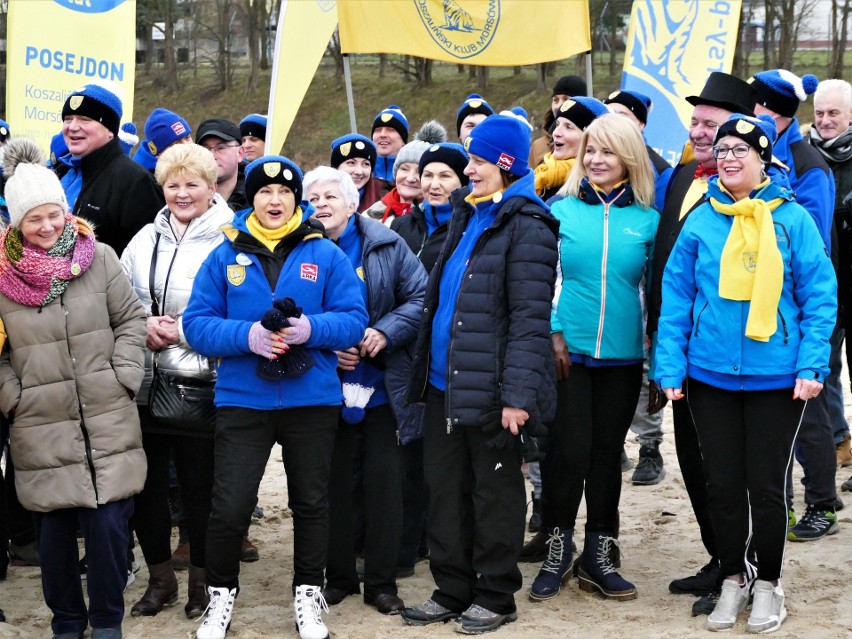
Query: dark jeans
206 405 337 590
36 497 134 635
326 404 403 596
0 416 36 551
423 387 525 616
687 379 803 582
133 411 214 568
549 364 643 532
398 438 428 569
672 383 717 561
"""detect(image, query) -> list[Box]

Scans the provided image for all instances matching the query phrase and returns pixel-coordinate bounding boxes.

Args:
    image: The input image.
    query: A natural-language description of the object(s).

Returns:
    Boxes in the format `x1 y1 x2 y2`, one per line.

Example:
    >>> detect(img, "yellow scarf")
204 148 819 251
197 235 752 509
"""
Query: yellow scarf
245 207 303 252
710 184 784 342
465 187 506 207
533 153 575 195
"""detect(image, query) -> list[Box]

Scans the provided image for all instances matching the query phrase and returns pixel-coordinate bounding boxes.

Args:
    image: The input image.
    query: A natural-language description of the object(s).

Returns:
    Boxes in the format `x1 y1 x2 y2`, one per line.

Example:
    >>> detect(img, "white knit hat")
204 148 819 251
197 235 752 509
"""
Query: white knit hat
3 138 68 228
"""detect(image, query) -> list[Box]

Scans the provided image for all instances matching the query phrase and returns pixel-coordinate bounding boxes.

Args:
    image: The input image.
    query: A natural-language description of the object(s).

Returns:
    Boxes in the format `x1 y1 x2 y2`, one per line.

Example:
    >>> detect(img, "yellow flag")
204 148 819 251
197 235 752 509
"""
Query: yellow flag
267 0 339 154
6 0 137 155
338 0 590 66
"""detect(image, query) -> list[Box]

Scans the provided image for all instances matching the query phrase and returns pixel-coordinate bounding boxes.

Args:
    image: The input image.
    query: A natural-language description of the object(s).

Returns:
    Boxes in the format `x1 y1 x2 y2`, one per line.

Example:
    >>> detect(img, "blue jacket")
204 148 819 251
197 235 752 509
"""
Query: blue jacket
655 178 836 391
551 181 659 360
773 118 835 251
182 211 368 410
353 215 428 443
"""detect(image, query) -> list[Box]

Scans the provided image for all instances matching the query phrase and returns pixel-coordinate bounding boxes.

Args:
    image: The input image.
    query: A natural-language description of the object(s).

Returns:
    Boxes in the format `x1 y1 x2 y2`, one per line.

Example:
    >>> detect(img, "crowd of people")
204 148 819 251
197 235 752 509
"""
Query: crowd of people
0 63 849 639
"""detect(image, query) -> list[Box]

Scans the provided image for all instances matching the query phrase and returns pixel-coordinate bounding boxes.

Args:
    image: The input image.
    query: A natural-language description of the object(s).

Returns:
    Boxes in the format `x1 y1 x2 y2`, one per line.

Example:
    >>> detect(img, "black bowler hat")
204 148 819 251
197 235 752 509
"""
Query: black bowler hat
685 72 757 117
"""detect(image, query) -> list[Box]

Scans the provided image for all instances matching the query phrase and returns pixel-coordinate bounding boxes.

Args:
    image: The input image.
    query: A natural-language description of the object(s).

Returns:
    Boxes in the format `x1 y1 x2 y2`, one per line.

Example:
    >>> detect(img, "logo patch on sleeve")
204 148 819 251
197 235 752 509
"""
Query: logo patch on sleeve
301 263 318 282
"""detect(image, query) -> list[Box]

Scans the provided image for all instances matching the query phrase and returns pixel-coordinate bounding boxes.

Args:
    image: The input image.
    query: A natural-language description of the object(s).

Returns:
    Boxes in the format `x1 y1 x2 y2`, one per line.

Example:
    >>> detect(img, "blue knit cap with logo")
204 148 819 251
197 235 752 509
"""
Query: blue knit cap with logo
463 113 530 177
556 96 611 131
330 133 377 169
61 83 123 135
244 155 304 204
749 70 819 118
715 113 778 165
372 105 409 143
240 114 268 141
605 90 653 125
144 107 191 157
456 94 495 136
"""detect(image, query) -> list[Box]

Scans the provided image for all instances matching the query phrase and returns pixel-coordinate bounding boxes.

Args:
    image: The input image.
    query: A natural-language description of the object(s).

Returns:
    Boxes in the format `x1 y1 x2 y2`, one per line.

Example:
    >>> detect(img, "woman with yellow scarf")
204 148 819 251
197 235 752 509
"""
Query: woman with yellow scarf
655 114 836 634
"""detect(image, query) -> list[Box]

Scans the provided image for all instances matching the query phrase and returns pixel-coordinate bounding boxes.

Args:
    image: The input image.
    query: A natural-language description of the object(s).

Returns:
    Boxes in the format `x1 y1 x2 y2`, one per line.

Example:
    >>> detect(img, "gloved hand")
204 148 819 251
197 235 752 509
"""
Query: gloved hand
282 314 312 345
647 380 668 415
248 321 277 360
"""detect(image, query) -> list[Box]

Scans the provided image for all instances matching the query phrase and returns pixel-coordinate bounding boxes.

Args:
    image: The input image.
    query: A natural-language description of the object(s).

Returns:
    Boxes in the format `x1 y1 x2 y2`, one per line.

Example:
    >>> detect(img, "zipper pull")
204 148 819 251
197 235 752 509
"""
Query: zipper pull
396 429 400 445
446 418 453 434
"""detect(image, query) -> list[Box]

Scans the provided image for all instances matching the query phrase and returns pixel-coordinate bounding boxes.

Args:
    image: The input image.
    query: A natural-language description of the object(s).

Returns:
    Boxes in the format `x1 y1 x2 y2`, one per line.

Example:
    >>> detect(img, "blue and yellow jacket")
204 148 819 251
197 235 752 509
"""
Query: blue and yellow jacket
654 178 836 391
182 208 368 410
550 180 659 361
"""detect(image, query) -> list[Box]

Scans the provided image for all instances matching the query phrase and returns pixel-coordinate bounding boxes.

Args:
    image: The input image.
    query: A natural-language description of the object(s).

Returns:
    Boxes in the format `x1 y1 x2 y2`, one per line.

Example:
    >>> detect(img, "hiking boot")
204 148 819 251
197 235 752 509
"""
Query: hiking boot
577 532 636 600
747 579 787 633
518 529 548 563
294 585 329 639
787 505 839 541
620 448 633 472
455 604 517 634
692 589 719 616
706 578 749 631
529 527 574 601
837 433 852 468
8 540 39 566
240 536 259 562
130 561 179 616
196 586 237 639
631 444 666 485
669 558 721 596
185 566 209 619
402 599 460 626
528 491 541 533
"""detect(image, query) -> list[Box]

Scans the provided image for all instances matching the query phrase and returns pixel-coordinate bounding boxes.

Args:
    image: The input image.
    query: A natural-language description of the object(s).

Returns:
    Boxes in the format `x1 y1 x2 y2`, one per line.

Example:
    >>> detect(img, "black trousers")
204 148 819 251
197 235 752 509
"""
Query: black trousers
133 412 214 568
672 382 717 560
549 364 642 532
423 387 525 616
687 379 804 581
0 416 36 552
398 438 428 569
326 404 403 597
206 405 337 589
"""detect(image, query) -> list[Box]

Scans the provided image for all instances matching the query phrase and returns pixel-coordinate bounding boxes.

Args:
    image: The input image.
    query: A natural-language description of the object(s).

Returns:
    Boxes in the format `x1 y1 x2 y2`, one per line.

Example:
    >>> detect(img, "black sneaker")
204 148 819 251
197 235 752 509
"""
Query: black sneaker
692 588 719 616
788 505 839 541
669 559 720 595
631 445 666 485
842 475 852 493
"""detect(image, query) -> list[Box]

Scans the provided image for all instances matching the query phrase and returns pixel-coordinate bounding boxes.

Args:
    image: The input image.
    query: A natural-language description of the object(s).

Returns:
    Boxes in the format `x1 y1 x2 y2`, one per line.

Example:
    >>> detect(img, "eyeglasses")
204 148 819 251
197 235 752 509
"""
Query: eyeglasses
202 142 240 154
712 144 752 159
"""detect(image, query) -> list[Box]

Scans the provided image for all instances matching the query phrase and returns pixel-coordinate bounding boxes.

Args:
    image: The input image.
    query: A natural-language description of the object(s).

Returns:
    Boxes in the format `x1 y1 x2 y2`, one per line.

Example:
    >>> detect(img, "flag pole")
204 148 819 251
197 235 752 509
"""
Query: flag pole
585 50 593 97
343 54 357 133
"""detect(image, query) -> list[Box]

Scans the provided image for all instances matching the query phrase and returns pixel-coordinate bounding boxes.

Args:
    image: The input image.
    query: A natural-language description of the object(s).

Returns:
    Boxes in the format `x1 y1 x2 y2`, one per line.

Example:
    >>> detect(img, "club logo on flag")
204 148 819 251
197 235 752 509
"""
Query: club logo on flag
301 263 318 282
416 0 501 60
496 152 514 171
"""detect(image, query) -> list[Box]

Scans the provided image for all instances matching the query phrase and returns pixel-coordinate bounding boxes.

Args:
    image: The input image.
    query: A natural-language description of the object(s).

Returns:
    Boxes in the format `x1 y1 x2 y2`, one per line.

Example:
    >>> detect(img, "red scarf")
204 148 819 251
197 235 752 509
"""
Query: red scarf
380 188 413 224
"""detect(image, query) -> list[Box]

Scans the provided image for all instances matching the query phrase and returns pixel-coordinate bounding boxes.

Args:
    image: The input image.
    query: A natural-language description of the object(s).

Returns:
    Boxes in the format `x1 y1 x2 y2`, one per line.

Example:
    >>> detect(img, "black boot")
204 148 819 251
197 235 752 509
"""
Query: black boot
185 565 209 619
131 561 179 616
577 532 636 600
518 529 548 563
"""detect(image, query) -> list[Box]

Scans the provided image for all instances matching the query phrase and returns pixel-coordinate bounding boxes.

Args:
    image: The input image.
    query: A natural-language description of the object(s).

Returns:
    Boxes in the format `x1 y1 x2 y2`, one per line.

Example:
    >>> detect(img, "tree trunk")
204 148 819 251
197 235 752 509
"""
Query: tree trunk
458 64 465 74
259 0 269 71
163 0 179 93
763 0 775 69
513 65 521 75
379 53 387 78
477 66 489 90
536 63 546 90
829 0 851 77
469 65 476 79
244 0 260 92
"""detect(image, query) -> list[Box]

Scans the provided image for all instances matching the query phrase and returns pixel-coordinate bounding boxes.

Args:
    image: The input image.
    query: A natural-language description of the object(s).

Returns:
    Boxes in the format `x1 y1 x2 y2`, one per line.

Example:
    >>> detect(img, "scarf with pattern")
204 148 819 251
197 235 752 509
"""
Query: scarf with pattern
0 213 96 307
809 125 852 164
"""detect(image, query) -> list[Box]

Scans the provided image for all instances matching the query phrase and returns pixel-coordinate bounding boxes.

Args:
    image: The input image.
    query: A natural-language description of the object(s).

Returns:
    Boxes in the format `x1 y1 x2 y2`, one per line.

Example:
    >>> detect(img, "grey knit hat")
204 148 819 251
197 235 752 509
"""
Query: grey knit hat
392 120 446 180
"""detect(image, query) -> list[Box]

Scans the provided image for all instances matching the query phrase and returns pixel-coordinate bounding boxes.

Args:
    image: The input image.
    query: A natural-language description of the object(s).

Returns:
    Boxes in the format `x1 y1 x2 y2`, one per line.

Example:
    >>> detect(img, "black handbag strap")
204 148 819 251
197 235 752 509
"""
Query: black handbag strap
148 232 180 318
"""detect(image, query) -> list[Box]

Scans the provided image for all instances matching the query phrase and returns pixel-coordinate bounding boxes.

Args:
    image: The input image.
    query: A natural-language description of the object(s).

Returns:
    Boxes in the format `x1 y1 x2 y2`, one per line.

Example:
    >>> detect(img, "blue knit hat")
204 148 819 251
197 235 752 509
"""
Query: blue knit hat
715 113 777 164
244 155 304 205
605 90 653 125
418 142 469 186
119 122 139 156
48 132 69 169
341 362 385 424
501 107 533 131
463 114 530 177
0 119 10 144
61 83 123 135
556 96 610 131
144 107 191 157
456 94 495 137
372 105 409 143
330 133 377 169
132 141 158 172
240 113 268 141
749 70 819 118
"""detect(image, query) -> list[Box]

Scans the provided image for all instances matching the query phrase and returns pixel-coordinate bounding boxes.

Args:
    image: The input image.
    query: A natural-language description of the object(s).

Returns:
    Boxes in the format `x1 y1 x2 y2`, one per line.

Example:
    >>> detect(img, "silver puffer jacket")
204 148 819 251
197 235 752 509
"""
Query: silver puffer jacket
121 194 234 402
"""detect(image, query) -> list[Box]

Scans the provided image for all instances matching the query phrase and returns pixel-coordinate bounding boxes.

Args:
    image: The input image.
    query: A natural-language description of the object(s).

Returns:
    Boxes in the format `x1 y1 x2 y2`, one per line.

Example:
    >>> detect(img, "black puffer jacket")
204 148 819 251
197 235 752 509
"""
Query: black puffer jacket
72 138 165 256
390 203 449 274
407 185 559 433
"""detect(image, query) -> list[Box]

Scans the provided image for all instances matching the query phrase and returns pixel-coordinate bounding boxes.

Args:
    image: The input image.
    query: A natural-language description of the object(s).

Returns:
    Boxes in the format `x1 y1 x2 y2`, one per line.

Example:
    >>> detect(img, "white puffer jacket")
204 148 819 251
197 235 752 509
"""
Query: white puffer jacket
121 194 234 402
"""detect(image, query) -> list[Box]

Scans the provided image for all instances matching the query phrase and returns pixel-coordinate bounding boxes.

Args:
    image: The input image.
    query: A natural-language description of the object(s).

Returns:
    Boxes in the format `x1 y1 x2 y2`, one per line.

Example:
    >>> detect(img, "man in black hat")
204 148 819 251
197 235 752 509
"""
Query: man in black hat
647 72 758 616
197 118 247 211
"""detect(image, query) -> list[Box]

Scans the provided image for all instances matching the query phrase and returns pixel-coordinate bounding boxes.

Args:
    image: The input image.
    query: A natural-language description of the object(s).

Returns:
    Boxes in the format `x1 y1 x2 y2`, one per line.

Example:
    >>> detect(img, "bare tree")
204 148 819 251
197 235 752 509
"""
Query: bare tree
327 28 345 85
764 0 819 71
237 0 264 92
829 0 851 77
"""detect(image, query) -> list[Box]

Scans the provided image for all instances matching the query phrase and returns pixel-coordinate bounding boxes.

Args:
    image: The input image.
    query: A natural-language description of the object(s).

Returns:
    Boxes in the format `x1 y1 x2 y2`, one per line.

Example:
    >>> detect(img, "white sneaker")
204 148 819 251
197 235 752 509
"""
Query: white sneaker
294 584 329 639
747 579 787 634
196 586 237 639
707 578 749 631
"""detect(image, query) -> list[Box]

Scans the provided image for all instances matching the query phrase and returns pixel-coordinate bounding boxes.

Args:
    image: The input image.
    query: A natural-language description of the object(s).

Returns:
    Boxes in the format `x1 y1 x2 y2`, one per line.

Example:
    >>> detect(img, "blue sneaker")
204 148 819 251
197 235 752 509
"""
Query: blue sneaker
529 527 574 601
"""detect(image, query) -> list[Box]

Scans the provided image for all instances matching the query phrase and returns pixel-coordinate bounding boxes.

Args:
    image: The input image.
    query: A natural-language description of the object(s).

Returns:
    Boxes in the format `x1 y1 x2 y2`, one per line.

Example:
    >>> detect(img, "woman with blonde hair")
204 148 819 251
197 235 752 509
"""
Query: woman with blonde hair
121 143 234 620
530 114 658 602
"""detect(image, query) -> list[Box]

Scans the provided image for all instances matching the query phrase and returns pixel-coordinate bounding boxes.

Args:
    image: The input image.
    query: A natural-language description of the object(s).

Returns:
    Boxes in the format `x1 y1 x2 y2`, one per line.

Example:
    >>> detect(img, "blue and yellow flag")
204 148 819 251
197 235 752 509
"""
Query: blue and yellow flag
338 0 590 66
621 0 742 166
6 0 137 154
267 0 339 153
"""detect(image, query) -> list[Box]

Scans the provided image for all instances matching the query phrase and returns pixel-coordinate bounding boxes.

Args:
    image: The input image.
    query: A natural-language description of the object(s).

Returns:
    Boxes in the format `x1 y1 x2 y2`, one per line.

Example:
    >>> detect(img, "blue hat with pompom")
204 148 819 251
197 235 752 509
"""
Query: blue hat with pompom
749 70 819 118
715 113 778 164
